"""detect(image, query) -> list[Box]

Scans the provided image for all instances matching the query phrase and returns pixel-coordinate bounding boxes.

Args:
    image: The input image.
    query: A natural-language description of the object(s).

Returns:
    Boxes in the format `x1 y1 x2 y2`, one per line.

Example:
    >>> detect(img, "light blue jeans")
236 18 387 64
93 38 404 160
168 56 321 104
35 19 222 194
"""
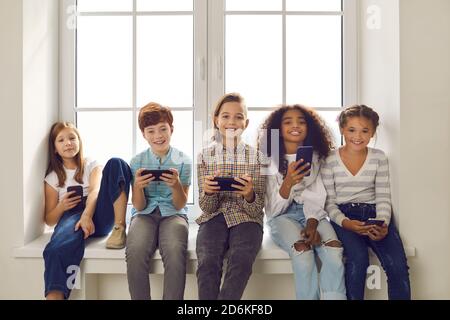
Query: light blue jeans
268 202 346 300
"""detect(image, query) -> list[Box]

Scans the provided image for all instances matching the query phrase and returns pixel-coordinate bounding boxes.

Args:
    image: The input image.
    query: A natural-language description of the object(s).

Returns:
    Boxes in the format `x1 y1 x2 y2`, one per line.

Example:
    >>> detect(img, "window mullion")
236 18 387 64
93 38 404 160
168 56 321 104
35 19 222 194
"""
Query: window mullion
132 0 137 157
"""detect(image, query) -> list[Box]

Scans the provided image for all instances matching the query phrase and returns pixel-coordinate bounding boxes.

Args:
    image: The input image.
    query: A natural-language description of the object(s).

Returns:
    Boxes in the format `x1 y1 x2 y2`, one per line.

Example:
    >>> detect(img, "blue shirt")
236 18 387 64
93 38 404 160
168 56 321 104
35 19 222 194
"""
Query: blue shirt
130 146 192 217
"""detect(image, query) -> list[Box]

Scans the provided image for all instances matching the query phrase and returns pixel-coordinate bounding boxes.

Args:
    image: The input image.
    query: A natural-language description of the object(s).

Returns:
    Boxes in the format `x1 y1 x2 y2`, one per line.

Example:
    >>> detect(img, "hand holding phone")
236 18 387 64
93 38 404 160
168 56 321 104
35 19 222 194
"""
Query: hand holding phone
365 219 385 227
65 185 84 212
296 146 313 176
213 177 245 191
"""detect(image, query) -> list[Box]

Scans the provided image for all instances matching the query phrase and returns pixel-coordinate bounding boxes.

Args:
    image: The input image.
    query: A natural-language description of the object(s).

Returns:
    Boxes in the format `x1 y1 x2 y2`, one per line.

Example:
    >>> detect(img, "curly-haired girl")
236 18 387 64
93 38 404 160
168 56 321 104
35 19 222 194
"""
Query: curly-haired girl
258 104 346 300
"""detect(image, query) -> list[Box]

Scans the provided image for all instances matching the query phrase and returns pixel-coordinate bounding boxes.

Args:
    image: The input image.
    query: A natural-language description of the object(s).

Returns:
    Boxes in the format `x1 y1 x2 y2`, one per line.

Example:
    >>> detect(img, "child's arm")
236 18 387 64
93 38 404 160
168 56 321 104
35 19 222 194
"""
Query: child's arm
374 151 392 225
264 171 291 220
197 153 220 214
75 166 102 239
132 168 154 211
160 168 189 211
44 182 81 226
279 160 310 199
81 166 102 218
235 170 266 219
321 160 348 226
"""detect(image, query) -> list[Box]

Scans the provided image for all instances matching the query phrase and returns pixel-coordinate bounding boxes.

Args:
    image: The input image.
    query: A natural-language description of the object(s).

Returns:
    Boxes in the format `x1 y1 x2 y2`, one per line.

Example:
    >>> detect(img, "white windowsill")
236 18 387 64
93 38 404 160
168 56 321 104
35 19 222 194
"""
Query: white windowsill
13 224 416 275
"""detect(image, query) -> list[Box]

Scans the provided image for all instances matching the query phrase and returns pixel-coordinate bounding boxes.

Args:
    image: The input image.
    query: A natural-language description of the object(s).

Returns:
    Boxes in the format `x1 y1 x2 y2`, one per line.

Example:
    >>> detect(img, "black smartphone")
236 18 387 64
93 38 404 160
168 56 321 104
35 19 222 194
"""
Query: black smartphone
213 177 244 191
365 220 385 226
141 169 173 181
296 145 313 176
67 185 83 198
66 185 85 212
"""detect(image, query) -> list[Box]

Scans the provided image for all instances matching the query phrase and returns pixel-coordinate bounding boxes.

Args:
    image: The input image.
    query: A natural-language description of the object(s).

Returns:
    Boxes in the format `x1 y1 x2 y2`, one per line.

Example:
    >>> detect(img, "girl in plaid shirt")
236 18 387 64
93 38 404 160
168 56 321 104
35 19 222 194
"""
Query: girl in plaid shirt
195 93 267 300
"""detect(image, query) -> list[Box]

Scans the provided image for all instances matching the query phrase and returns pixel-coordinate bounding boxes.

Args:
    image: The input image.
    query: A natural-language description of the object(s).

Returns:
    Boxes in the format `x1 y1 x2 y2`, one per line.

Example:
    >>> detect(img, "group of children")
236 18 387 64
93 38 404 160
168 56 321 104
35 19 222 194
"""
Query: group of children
42 93 411 300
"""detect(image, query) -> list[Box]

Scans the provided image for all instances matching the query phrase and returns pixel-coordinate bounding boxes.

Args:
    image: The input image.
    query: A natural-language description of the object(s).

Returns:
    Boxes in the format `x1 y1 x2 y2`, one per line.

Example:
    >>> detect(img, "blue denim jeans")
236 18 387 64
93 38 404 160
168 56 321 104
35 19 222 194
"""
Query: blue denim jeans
43 158 132 299
332 203 411 300
268 202 346 300
196 213 263 300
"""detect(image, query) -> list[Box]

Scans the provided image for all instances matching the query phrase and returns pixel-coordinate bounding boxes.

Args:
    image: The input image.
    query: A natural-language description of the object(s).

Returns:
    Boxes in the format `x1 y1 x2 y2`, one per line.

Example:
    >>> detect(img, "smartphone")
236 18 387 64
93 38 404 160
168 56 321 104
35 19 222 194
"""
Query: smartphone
66 185 85 212
365 219 385 226
141 169 173 181
296 146 313 176
67 185 83 198
213 177 244 191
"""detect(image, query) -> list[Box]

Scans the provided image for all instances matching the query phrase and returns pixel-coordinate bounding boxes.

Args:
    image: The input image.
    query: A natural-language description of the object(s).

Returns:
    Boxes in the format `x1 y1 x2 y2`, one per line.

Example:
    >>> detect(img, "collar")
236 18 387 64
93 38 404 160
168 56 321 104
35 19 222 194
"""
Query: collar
149 146 173 164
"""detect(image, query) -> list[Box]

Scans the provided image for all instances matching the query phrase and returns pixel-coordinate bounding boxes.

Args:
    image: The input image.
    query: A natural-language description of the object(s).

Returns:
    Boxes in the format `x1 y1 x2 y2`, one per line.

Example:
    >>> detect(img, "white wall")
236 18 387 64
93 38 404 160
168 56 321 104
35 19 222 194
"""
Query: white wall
0 0 58 299
398 0 450 299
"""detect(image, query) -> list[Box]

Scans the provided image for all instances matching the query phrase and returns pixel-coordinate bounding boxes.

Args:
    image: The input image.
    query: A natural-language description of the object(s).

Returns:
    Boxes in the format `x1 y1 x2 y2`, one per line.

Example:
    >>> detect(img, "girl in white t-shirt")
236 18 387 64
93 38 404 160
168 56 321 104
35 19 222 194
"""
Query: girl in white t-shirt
43 122 131 300
258 105 346 300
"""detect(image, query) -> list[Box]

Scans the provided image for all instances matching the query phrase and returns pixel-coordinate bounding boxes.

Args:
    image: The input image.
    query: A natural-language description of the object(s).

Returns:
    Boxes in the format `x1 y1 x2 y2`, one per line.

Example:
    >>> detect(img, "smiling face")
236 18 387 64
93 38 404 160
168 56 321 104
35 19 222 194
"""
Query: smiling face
142 121 173 156
340 116 375 152
280 109 308 148
54 127 80 161
214 101 249 142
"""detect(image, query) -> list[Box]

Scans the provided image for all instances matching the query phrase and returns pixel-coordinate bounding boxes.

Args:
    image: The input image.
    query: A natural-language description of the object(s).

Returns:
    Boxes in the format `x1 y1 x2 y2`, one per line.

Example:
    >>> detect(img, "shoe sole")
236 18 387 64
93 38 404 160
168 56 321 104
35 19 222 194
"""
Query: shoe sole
106 244 126 249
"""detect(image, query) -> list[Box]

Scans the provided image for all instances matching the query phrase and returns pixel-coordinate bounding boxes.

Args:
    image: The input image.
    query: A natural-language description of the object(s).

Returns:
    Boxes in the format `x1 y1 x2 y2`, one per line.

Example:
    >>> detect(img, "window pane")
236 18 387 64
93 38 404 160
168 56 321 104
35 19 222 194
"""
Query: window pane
77 17 132 108
226 16 282 108
137 16 193 108
136 110 194 203
242 110 271 147
77 111 133 165
137 0 193 11
77 0 132 12
286 0 341 11
318 110 341 146
226 0 282 11
286 16 341 108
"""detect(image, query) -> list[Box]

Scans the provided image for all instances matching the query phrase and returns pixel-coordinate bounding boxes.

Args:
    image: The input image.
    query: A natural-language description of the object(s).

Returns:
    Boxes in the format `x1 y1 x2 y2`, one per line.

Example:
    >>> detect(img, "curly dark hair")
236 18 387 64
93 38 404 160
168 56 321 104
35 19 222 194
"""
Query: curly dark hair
258 104 334 176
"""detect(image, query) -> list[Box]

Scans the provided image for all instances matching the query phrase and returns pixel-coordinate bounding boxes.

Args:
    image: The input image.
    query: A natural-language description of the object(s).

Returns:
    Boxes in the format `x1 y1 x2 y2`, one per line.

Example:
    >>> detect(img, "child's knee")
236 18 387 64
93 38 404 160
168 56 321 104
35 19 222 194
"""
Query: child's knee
292 240 312 254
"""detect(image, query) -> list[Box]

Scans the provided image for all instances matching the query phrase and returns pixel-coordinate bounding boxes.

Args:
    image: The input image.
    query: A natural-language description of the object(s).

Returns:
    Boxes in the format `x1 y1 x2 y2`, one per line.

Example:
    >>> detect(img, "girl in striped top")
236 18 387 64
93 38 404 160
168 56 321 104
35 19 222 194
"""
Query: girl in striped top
322 105 410 300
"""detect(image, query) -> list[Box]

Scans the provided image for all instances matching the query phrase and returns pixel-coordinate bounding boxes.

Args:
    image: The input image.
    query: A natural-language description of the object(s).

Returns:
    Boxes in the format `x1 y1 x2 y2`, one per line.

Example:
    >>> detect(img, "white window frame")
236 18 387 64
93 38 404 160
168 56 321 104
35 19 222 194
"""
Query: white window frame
207 0 358 117
60 0 358 222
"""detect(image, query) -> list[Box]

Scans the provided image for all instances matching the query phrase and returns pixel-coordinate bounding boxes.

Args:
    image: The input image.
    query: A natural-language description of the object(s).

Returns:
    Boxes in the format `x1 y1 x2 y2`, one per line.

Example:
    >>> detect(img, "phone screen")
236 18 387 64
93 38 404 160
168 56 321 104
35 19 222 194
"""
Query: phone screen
296 146 313 176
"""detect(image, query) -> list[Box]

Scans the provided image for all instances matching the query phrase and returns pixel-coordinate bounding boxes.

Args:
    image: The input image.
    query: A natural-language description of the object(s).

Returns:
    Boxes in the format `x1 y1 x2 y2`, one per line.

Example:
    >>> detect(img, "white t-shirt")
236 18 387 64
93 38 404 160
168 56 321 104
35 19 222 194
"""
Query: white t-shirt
44 158 102 202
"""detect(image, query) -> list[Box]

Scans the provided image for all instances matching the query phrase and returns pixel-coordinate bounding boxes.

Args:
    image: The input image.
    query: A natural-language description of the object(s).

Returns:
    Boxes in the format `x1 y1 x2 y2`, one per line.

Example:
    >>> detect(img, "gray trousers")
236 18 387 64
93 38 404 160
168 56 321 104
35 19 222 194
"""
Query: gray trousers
125 209 188 300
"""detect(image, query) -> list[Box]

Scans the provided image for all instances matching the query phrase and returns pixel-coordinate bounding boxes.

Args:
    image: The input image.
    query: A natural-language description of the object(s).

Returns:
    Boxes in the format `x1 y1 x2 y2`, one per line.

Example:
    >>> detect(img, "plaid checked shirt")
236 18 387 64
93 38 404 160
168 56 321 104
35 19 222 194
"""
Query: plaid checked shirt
196 141 268 228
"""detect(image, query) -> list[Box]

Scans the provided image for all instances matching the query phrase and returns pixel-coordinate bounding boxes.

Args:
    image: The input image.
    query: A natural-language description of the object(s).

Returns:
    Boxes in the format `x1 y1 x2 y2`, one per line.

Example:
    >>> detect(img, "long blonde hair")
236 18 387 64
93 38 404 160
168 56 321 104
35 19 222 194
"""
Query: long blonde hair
45 122 85 187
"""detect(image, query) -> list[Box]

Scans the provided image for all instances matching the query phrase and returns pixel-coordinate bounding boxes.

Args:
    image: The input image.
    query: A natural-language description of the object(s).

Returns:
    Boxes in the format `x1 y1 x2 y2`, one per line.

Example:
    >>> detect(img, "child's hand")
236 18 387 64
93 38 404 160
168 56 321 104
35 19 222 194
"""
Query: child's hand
301 218 321 246
367 224 388 241
160 168 181 189
75 214 95 239
203 170 221 195
233 174 255 203
58 191 81 212
284 160 311 188
342 219 374 235
134 168 155 190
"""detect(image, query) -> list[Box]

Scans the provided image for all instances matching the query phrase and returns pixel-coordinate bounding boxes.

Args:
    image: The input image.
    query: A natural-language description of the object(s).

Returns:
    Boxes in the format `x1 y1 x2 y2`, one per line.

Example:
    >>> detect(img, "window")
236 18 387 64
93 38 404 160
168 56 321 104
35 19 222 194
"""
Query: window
60 0 357 221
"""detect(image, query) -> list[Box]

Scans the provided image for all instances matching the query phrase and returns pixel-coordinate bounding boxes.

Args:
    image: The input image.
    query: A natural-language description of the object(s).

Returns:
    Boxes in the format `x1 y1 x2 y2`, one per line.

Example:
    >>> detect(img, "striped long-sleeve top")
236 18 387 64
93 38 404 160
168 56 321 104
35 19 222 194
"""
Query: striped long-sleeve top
321 147 392 227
